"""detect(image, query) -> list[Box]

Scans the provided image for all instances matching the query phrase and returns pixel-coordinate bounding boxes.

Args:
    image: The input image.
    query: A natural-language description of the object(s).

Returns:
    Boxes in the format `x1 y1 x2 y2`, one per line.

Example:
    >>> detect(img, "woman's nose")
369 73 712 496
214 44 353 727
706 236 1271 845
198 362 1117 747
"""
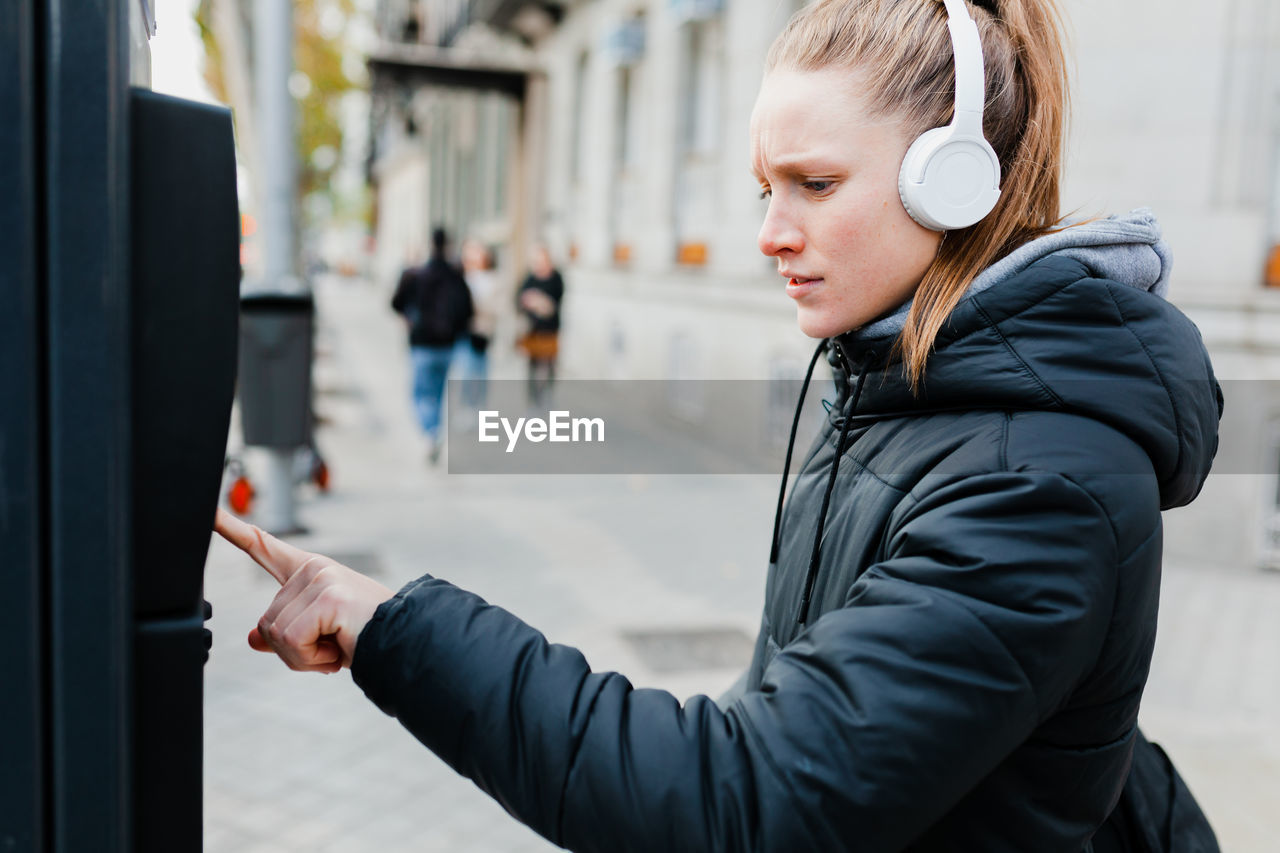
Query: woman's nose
757 199 803 257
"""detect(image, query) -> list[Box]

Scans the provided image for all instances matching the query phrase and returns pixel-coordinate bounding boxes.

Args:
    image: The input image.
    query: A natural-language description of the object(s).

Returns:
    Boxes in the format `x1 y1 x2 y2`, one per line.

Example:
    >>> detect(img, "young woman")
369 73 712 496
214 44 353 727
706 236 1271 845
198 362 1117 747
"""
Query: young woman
456 238 500 410
217 1 1222 849
517 244 566 408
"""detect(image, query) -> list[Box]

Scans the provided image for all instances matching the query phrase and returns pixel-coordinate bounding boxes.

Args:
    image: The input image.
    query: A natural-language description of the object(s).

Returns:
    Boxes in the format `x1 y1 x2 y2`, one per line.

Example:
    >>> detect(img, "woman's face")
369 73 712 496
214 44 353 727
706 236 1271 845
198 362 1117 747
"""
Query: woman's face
530 247 553 278
750 68 943 339
462 239 483 271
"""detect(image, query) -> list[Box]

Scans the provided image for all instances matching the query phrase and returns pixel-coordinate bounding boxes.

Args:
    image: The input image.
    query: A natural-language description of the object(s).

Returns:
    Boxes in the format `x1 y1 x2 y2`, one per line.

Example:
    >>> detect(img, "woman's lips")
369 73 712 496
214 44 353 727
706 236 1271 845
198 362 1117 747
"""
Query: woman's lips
785 276 823 298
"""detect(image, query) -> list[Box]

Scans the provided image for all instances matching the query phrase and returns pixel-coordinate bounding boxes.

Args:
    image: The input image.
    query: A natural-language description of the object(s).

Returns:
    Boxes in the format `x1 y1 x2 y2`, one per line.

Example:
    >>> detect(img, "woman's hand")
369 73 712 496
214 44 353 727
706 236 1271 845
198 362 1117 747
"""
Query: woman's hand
214 508 395 673
520 288 555 319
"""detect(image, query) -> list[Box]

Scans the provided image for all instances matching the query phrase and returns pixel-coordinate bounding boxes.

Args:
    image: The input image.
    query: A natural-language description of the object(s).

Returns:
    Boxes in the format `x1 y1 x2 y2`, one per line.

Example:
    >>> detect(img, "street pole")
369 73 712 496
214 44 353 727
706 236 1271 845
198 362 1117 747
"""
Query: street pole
253 0 304 534
256 0 295 284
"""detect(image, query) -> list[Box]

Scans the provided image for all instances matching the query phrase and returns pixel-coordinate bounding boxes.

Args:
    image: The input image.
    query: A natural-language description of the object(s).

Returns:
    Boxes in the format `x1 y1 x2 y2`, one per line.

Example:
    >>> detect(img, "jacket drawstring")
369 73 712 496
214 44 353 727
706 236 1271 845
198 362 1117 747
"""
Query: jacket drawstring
769 339 831 565
798 347 874 626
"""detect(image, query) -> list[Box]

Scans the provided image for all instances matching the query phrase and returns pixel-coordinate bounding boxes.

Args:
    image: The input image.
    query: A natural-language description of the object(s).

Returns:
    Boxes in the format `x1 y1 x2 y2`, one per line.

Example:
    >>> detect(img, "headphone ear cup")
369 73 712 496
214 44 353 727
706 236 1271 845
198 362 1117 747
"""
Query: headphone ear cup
899 128 952 232
899 126 1001 231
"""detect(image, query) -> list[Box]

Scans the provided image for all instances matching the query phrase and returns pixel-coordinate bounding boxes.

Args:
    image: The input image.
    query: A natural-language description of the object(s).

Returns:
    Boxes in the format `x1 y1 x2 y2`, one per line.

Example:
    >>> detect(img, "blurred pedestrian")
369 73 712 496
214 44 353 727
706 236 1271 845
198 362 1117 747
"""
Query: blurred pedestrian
516 244 564 409
391 226 472 464
455 238 500 411
217 1 1222 850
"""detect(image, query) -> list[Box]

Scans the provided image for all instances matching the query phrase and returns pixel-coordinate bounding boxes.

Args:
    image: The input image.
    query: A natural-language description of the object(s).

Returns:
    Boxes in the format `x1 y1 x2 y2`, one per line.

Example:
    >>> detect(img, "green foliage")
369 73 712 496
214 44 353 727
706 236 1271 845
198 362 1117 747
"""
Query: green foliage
193 1 228 105
294 0 358 208
193 0 367 225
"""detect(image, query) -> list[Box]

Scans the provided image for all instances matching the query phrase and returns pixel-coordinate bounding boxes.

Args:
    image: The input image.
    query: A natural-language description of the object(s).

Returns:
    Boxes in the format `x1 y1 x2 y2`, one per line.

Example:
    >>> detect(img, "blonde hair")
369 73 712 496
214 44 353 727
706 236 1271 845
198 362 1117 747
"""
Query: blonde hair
766 0 1070 387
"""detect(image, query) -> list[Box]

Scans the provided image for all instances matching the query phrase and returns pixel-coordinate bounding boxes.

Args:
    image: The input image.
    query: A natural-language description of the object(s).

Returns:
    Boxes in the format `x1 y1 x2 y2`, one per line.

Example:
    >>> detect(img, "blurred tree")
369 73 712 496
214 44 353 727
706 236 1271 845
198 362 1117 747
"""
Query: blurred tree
194 0 364 226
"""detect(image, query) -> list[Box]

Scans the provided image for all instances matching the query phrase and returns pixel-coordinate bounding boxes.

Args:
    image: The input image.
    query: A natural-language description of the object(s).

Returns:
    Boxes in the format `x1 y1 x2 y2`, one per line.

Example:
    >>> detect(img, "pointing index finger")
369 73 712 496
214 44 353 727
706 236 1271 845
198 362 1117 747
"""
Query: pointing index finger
214 507 312 585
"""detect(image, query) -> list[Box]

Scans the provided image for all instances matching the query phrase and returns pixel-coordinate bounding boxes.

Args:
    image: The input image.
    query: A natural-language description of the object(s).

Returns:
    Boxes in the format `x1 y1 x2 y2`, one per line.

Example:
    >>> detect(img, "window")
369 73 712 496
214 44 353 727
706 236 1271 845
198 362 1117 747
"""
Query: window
570 51 589 184
616 65 634 170
673 13 724 266
605 14 647 264
680 19 722 156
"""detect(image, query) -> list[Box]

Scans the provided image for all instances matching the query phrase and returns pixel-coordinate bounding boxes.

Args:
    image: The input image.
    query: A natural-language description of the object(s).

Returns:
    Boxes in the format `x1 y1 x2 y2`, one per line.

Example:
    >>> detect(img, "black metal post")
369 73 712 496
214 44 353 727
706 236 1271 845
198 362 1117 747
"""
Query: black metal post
42 0 135 849
0 0 46 846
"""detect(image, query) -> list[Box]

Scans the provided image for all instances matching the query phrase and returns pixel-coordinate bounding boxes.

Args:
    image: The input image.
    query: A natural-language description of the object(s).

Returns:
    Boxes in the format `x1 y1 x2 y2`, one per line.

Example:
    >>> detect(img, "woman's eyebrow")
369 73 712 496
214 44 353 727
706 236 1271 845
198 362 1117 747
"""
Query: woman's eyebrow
753 155 843 177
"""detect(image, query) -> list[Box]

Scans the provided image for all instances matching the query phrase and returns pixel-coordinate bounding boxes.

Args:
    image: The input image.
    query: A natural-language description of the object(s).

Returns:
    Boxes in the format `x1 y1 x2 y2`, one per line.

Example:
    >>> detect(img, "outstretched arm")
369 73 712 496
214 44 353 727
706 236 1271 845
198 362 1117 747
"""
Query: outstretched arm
340 472 1121 852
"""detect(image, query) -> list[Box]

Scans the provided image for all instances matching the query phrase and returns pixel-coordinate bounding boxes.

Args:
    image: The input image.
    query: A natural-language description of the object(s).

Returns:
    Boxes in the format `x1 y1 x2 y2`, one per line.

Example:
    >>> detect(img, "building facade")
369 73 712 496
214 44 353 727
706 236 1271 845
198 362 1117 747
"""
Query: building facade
367 0 537 291
367 0 1280 569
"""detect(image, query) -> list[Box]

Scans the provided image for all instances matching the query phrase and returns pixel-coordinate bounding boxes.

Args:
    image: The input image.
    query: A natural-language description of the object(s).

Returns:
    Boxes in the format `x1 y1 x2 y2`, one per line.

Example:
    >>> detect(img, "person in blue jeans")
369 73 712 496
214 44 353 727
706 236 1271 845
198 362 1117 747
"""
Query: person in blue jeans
391 226 472 463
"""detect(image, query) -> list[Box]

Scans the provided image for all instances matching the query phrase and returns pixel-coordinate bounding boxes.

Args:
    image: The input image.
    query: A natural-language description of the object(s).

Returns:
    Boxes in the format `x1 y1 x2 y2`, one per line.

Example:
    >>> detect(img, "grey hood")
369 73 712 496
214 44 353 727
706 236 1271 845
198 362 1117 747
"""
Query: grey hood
829 205 1221 510
857 207 1174 342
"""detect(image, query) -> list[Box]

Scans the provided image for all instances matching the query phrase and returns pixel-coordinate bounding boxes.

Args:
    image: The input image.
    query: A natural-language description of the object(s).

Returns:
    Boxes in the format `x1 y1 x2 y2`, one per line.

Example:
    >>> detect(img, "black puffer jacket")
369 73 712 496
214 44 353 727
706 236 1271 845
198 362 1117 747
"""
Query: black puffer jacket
353 250 1221 851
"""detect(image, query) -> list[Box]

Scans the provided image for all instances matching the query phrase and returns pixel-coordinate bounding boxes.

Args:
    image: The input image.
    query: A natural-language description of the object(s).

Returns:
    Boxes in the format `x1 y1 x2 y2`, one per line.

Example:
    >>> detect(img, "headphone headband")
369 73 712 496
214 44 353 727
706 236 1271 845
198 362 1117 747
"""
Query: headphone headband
897 0 1001 231
940 0 986 133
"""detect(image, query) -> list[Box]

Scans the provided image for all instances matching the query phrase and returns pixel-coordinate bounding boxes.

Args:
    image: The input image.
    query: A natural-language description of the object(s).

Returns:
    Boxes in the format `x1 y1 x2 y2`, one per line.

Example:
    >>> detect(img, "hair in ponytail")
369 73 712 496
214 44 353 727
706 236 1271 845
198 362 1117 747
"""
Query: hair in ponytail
766 0 1071 388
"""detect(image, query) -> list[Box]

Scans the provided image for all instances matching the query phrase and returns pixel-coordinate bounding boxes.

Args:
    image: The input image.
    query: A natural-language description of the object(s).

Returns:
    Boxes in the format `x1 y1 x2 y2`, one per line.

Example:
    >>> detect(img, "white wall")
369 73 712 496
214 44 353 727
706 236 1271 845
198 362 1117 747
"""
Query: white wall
1065 0 1280 309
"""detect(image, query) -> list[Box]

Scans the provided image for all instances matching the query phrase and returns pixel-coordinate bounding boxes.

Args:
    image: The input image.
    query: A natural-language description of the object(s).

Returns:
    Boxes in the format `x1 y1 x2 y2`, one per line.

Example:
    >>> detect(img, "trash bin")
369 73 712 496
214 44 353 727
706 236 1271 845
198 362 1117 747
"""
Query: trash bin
238 291 314 448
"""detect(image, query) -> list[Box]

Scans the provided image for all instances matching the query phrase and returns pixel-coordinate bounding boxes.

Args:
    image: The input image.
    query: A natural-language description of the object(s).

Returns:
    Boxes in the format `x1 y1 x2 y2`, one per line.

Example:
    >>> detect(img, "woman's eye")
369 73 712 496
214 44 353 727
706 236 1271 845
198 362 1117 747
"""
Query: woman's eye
804 180 833 194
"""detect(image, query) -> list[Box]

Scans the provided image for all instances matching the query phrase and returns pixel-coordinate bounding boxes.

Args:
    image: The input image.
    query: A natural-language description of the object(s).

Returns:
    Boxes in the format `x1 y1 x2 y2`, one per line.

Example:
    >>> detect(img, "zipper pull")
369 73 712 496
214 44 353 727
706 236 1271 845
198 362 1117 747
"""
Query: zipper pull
832 341 853 377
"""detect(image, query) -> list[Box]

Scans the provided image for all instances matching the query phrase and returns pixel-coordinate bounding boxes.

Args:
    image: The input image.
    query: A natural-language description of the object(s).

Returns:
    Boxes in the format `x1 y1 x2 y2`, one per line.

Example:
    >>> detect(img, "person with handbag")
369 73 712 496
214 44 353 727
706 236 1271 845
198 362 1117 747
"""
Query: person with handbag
217 1 1222 848
516 244 565 409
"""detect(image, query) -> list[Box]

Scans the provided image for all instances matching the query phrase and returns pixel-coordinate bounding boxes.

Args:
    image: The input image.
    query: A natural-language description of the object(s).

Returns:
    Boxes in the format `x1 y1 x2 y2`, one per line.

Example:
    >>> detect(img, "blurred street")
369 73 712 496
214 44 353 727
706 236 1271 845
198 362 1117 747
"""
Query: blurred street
203 273 772 852
202 275 1280 852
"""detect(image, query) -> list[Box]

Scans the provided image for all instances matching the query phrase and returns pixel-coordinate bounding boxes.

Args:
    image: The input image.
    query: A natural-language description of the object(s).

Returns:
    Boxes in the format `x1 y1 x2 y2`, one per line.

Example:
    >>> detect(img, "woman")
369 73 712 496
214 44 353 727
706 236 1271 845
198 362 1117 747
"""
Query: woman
217 1 1221 849
456 238 500 410
517 244 565 409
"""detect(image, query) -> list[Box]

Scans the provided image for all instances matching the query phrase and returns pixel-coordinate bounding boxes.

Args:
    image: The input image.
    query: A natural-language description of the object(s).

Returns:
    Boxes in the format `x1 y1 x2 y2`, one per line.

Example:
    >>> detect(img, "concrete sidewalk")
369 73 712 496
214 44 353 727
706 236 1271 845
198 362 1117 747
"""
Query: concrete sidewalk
203 274 1280 851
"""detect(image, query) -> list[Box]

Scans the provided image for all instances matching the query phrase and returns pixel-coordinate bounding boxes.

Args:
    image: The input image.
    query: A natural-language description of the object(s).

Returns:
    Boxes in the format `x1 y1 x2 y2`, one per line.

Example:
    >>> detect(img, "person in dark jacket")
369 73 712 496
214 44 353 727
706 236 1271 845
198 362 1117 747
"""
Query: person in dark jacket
517 244 566 408
216 1 1222 850
391 226 473 463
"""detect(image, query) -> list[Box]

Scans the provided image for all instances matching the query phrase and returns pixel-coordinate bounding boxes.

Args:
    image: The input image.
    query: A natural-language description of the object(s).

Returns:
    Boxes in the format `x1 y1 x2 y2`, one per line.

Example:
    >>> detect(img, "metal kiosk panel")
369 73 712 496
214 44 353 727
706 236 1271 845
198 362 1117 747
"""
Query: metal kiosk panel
129 88 239 852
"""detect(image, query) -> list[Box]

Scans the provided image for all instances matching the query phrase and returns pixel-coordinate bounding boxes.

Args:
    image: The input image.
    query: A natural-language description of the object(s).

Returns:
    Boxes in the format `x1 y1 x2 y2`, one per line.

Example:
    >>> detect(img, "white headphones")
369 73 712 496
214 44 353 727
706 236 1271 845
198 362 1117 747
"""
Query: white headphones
898 0 1002 231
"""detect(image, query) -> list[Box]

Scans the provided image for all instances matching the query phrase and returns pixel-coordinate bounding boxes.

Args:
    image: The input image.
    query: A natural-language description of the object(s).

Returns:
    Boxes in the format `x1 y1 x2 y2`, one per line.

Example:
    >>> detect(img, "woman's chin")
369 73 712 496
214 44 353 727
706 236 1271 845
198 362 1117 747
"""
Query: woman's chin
795 308 856 340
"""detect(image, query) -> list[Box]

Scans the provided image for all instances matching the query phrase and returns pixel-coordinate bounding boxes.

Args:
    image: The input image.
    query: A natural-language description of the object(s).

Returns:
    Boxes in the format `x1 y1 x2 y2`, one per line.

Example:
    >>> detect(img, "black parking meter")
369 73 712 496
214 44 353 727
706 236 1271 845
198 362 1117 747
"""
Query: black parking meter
129 88 239 851
1 7 239 849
